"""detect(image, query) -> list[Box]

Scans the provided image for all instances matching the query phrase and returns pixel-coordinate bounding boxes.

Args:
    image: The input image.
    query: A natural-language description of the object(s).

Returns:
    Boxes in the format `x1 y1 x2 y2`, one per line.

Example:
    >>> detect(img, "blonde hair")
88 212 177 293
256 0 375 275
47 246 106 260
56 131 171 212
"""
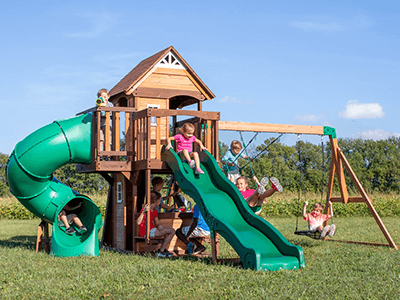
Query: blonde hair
236 176 250 190
150 191 162 204
97 88 109 98
231 140 242 150
180 123 195 134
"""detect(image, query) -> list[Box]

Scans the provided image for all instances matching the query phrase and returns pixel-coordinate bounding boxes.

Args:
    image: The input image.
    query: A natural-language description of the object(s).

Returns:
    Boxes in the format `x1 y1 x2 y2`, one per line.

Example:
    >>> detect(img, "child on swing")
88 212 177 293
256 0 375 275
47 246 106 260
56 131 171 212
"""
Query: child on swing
222 140 252 184
236 175 283 215
166 123 207 175
302 200 336 238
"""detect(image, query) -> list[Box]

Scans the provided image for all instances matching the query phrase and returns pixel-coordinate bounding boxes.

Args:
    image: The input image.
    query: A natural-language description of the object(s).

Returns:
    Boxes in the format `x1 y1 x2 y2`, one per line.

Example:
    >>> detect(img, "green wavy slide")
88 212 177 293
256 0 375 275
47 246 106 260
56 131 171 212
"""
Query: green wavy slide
6 113 102 257
162 147 305 271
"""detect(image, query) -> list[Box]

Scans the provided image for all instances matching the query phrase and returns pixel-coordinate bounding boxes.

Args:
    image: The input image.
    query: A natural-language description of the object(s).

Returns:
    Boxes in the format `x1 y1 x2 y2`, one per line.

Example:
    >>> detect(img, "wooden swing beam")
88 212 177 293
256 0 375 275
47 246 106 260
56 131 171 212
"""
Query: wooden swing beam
219 121 324 135
219 120 398 250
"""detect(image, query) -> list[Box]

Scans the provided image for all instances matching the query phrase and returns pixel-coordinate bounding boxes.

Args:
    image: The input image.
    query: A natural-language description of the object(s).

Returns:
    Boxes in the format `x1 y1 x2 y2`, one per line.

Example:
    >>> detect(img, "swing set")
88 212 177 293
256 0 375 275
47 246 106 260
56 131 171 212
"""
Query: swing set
219 121 399 250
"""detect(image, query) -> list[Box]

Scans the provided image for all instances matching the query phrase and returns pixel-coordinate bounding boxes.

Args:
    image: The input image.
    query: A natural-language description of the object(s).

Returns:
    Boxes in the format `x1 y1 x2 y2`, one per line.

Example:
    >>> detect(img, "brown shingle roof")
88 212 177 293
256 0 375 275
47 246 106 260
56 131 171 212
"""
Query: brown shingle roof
109 46 215 100
109 46 171 97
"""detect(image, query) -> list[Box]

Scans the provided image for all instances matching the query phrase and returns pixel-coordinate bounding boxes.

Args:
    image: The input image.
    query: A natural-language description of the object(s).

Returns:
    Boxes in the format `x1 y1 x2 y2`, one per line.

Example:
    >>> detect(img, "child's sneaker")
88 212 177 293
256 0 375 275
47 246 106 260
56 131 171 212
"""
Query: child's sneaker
257 176 269 194
195 168 204 175
270 177 283 193
65 227 76 235
78 226 87 234
328 224 336 237
189 160 195 169
193 244 206 255
156 249 167 258
163 249 174 258
187 242 194 255
320 225 330 238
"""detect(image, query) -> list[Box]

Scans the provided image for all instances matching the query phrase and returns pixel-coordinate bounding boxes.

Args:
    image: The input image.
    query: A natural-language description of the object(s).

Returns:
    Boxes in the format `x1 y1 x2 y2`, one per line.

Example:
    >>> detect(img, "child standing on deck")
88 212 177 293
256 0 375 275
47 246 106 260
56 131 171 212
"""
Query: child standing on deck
222 140 252 184
303 200 336 238
166 123 207 175
137 191 175 258
97 88 114 151
236 175 283 215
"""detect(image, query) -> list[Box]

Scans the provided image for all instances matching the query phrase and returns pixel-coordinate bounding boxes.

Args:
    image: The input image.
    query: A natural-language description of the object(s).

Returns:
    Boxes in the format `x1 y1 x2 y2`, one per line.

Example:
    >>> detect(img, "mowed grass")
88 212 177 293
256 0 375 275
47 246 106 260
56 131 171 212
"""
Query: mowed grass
0 217 399 299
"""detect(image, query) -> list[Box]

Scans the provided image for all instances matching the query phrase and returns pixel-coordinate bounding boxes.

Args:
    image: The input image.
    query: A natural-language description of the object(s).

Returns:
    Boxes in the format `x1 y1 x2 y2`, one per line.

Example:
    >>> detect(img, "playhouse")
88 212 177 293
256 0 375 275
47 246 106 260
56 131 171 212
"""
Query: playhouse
77 46 221 256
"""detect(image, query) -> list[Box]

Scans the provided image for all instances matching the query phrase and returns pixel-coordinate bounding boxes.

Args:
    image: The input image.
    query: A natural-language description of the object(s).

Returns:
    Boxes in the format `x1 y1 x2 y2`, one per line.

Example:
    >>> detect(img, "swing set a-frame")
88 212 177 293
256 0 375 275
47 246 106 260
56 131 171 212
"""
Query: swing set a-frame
219 121 399 250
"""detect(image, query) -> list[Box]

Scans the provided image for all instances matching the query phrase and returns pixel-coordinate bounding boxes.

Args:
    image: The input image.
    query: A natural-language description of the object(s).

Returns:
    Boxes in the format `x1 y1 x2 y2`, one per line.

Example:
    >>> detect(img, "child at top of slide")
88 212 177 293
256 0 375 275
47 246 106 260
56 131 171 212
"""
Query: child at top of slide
166 122 207 175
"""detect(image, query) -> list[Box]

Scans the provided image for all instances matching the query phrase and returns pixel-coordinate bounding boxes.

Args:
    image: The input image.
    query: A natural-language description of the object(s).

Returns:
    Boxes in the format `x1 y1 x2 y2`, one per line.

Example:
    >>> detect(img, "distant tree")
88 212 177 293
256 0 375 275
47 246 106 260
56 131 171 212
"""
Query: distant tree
0 153 11 197
53 164 109 195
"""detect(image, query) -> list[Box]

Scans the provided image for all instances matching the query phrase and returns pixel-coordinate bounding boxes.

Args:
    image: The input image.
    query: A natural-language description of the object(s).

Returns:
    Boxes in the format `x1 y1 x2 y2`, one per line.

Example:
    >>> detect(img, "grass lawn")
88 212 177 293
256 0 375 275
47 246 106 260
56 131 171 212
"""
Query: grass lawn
0 217 399 299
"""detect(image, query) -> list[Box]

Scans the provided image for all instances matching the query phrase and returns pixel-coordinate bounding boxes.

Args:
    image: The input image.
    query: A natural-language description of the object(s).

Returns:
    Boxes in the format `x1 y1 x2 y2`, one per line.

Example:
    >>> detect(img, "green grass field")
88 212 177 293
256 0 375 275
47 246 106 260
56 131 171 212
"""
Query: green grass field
0 216 399 299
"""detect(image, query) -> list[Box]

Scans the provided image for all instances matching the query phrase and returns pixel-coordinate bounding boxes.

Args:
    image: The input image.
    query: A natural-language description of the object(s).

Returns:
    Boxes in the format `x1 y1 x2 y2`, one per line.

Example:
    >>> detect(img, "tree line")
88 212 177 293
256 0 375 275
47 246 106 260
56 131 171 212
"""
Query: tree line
220 137 400 194
1 137 400 197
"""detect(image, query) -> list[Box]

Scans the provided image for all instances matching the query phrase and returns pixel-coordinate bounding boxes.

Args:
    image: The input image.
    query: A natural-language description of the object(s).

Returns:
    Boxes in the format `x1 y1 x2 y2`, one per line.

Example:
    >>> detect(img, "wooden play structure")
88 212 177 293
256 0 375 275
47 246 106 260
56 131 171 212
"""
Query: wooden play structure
75 46 397 260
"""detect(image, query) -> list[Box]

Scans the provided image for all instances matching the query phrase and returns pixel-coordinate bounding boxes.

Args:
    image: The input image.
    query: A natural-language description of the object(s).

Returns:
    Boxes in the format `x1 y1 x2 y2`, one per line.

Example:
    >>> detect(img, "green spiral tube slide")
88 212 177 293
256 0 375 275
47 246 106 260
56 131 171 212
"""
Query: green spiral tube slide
6 113 102 257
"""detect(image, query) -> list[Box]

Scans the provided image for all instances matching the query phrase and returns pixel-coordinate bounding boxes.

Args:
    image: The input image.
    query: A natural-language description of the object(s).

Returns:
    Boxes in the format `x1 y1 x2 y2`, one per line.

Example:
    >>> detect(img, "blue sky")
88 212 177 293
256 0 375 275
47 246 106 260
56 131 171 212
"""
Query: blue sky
1 0 400 155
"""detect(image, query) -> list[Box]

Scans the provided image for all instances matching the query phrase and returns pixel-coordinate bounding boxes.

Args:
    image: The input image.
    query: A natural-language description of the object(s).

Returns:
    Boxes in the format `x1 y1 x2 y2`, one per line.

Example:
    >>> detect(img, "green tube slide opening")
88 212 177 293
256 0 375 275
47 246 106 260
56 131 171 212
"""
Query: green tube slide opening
6 113 102 257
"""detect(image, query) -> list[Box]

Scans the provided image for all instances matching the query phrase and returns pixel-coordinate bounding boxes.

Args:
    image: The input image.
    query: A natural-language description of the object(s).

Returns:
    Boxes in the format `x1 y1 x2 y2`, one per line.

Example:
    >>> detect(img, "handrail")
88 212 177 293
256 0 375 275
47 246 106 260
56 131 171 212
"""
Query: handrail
87 106 220 168
131 108 220 121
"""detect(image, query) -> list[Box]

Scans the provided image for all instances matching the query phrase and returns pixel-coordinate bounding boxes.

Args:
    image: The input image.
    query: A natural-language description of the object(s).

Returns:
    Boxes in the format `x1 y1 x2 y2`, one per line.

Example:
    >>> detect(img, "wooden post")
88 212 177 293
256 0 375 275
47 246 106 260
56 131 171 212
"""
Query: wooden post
206 120 212 150
211 231 218 263
105 111 111 152
113 111 120 155
156 117 161 159
329 137 348 203
145 169 151 248
36 220 50 254
337 149 398 249
96 111 101 157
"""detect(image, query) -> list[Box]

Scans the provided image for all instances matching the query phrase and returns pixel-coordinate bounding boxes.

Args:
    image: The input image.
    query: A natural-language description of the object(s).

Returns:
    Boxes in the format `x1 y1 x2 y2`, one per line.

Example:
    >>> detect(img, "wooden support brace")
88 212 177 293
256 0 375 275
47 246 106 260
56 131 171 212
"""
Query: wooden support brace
36 220 50 254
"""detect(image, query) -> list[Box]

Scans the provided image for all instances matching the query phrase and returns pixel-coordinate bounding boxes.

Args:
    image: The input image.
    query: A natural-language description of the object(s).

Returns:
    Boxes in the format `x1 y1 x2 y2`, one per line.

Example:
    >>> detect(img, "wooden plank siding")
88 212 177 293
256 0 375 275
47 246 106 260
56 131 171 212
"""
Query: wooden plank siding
140 71 198 91
136 97 169 159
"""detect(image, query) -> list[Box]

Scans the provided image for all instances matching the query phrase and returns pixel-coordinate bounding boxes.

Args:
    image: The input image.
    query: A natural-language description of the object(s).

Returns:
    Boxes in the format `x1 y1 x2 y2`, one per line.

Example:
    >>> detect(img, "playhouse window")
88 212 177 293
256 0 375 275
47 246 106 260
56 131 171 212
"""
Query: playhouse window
147 104 160 126
117 182 123 203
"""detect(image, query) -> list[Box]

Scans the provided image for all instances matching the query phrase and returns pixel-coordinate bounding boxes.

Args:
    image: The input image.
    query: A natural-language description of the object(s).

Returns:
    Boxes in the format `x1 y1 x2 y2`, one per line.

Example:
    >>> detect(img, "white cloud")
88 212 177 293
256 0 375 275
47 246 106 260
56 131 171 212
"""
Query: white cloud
289 14 372 33
219 96 241 104
340 100 385 119
356 129 400 140
295 114 322 123
68 12 115 38
290 20 344 32
219 96 254 105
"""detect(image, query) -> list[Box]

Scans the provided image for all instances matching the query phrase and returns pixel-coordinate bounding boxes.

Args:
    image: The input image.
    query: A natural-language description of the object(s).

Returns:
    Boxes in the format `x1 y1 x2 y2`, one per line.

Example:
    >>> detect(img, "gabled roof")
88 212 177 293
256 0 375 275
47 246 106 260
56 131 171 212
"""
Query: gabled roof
109 46 215 100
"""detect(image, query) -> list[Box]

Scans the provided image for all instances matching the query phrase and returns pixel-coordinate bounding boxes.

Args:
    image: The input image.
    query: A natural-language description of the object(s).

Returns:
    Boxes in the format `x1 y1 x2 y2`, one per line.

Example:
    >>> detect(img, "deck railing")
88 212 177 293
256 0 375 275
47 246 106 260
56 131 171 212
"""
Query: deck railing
79 107 220 170
131 108 220 168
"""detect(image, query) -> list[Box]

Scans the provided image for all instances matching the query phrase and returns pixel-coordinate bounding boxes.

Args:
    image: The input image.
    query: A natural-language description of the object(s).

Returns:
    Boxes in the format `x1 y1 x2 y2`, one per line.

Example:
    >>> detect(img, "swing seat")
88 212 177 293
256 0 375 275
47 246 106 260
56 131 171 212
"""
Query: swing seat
294 230 322 240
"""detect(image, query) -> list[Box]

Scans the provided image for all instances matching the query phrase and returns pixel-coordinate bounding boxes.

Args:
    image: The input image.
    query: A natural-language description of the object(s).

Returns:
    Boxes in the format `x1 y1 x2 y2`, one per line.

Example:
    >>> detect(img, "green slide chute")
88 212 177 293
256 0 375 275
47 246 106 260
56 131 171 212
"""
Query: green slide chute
162 147 305 271
6 113 102 257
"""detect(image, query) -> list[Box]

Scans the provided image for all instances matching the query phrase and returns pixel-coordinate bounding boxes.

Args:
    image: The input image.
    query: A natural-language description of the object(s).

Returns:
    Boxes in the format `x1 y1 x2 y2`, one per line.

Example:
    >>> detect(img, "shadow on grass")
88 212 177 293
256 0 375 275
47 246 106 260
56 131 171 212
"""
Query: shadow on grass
172 254 244 269
0 235 36 250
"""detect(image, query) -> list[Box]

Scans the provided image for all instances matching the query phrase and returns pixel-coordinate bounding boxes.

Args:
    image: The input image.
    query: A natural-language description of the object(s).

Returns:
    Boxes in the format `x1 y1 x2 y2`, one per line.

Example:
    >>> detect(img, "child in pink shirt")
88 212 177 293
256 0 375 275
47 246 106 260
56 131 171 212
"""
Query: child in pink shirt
236 175 283 215
302 200 336 238
166 123 207 174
